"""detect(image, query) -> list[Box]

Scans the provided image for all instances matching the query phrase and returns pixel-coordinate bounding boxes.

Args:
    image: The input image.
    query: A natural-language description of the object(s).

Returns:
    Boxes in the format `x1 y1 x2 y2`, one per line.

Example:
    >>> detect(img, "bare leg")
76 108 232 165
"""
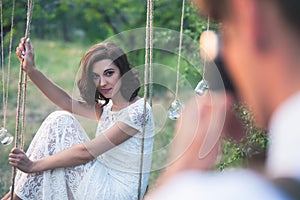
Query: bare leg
1 191 10 200
1 191 22 200
14 111 93 199
13 193 22 200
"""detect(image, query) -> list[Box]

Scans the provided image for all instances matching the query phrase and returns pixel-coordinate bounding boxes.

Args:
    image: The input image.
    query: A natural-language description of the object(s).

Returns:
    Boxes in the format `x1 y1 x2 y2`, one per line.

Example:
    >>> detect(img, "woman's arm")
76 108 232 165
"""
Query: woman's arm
26 67 101 119
8 122 138 173
9 144 93 173
83 121 139 158
16 38 101 120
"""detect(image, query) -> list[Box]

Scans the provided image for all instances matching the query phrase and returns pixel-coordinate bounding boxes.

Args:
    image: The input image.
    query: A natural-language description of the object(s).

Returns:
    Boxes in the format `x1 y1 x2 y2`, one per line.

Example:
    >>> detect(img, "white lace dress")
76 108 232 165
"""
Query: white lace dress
14 98 154 200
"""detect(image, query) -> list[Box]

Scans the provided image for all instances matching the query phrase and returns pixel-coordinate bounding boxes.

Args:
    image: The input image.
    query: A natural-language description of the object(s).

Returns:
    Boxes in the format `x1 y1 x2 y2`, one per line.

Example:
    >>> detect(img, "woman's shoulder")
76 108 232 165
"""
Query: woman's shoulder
127 98 151 112
117 98 153 127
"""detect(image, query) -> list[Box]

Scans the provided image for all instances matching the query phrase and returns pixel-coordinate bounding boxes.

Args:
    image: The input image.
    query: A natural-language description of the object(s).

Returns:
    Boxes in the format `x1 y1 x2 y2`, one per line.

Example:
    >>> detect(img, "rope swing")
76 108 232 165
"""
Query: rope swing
138 0 154 198
10 0 34 199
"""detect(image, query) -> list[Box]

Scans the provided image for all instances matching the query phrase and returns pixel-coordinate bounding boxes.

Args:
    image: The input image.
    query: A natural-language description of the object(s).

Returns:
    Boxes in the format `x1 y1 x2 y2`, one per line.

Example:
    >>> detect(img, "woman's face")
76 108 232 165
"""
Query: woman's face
92 59 121 99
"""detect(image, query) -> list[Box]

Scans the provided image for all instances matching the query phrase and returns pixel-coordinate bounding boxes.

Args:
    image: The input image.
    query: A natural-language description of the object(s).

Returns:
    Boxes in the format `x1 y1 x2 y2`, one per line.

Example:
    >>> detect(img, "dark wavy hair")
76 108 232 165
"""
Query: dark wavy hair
77 41 140 107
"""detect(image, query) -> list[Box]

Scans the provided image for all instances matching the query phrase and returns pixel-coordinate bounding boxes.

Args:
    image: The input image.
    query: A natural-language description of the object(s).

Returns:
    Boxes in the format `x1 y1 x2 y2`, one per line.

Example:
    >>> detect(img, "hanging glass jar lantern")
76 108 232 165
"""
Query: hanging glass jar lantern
167 99 183 120
0 127 13 146
195 79 209 96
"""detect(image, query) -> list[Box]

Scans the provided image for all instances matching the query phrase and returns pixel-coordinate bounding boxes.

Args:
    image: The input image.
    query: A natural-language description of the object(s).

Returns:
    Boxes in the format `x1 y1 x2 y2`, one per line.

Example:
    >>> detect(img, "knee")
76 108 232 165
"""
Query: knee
42 110 85 145
44 110 77 128
48 110 73 117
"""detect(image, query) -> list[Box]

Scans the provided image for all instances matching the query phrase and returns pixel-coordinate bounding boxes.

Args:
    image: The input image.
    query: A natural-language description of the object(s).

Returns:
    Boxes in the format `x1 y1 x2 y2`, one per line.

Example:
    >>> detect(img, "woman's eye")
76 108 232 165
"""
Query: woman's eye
105 70 114 76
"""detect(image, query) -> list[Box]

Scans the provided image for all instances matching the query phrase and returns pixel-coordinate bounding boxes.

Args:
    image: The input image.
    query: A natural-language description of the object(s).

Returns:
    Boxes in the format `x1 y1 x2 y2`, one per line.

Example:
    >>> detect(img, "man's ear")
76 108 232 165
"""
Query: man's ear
230 0 269 53
252 1 273 52
222 92 245 141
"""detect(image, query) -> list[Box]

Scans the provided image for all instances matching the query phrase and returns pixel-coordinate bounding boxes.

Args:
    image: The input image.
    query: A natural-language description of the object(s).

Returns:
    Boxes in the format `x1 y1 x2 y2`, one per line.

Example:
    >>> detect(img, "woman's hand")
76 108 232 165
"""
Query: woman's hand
15 37 35 73
8 147 35 173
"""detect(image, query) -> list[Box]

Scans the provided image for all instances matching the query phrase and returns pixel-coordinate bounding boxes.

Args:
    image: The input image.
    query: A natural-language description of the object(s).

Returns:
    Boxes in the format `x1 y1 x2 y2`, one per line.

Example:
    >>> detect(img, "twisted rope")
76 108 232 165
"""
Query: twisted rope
138 0 154 199
5 0 16 129
11 0 34 199
1 0 5 127
175 0 185 97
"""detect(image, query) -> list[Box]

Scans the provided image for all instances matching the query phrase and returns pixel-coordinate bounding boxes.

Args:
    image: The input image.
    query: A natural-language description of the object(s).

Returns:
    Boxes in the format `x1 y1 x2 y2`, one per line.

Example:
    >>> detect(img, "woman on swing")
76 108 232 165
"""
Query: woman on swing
3 38 154 200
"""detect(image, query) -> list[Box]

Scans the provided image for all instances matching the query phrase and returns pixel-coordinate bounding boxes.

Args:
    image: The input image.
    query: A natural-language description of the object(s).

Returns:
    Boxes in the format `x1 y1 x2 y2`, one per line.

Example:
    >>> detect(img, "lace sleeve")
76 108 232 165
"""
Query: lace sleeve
118 99 152 133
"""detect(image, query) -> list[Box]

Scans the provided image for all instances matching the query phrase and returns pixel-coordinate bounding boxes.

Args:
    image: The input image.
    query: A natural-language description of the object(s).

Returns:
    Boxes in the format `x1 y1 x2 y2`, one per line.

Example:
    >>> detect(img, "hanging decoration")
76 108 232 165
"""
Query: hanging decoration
195 16 211 96
138 0 154 199
167 0 185 120
0 127 14 145
195 79 209 95
167 99 183 120
0 0 16 146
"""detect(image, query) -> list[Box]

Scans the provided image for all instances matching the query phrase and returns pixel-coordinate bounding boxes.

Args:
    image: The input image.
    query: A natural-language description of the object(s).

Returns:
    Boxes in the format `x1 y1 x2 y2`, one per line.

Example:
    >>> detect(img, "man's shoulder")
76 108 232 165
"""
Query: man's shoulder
147 170 289 200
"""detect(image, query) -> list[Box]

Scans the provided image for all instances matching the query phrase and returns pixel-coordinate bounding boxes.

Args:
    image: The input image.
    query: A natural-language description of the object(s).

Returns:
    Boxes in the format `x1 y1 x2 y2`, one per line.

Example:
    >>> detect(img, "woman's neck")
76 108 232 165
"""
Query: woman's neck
111 96 139 111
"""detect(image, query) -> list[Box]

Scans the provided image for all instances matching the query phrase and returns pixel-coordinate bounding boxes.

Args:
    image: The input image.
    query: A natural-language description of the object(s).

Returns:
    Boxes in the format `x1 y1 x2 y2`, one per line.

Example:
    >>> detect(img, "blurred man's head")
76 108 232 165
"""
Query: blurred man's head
195 0 300 128
195 0 300 31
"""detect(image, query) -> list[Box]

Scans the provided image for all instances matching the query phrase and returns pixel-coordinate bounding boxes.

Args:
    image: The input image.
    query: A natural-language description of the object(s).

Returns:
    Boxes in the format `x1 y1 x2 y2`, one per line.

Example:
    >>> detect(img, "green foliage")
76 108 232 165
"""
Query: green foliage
1 0 210 44
219 105 268 171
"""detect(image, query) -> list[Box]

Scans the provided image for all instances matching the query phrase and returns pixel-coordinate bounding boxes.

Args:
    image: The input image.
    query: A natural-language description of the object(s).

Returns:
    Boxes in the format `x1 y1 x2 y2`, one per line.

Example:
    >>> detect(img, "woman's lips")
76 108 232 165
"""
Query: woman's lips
100 88 112 94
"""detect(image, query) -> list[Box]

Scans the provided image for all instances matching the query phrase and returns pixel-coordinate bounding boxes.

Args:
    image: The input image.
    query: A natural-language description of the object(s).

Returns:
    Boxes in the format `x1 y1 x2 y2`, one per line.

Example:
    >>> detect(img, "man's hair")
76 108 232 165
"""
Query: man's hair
193 0 229 21
194 0 300 33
